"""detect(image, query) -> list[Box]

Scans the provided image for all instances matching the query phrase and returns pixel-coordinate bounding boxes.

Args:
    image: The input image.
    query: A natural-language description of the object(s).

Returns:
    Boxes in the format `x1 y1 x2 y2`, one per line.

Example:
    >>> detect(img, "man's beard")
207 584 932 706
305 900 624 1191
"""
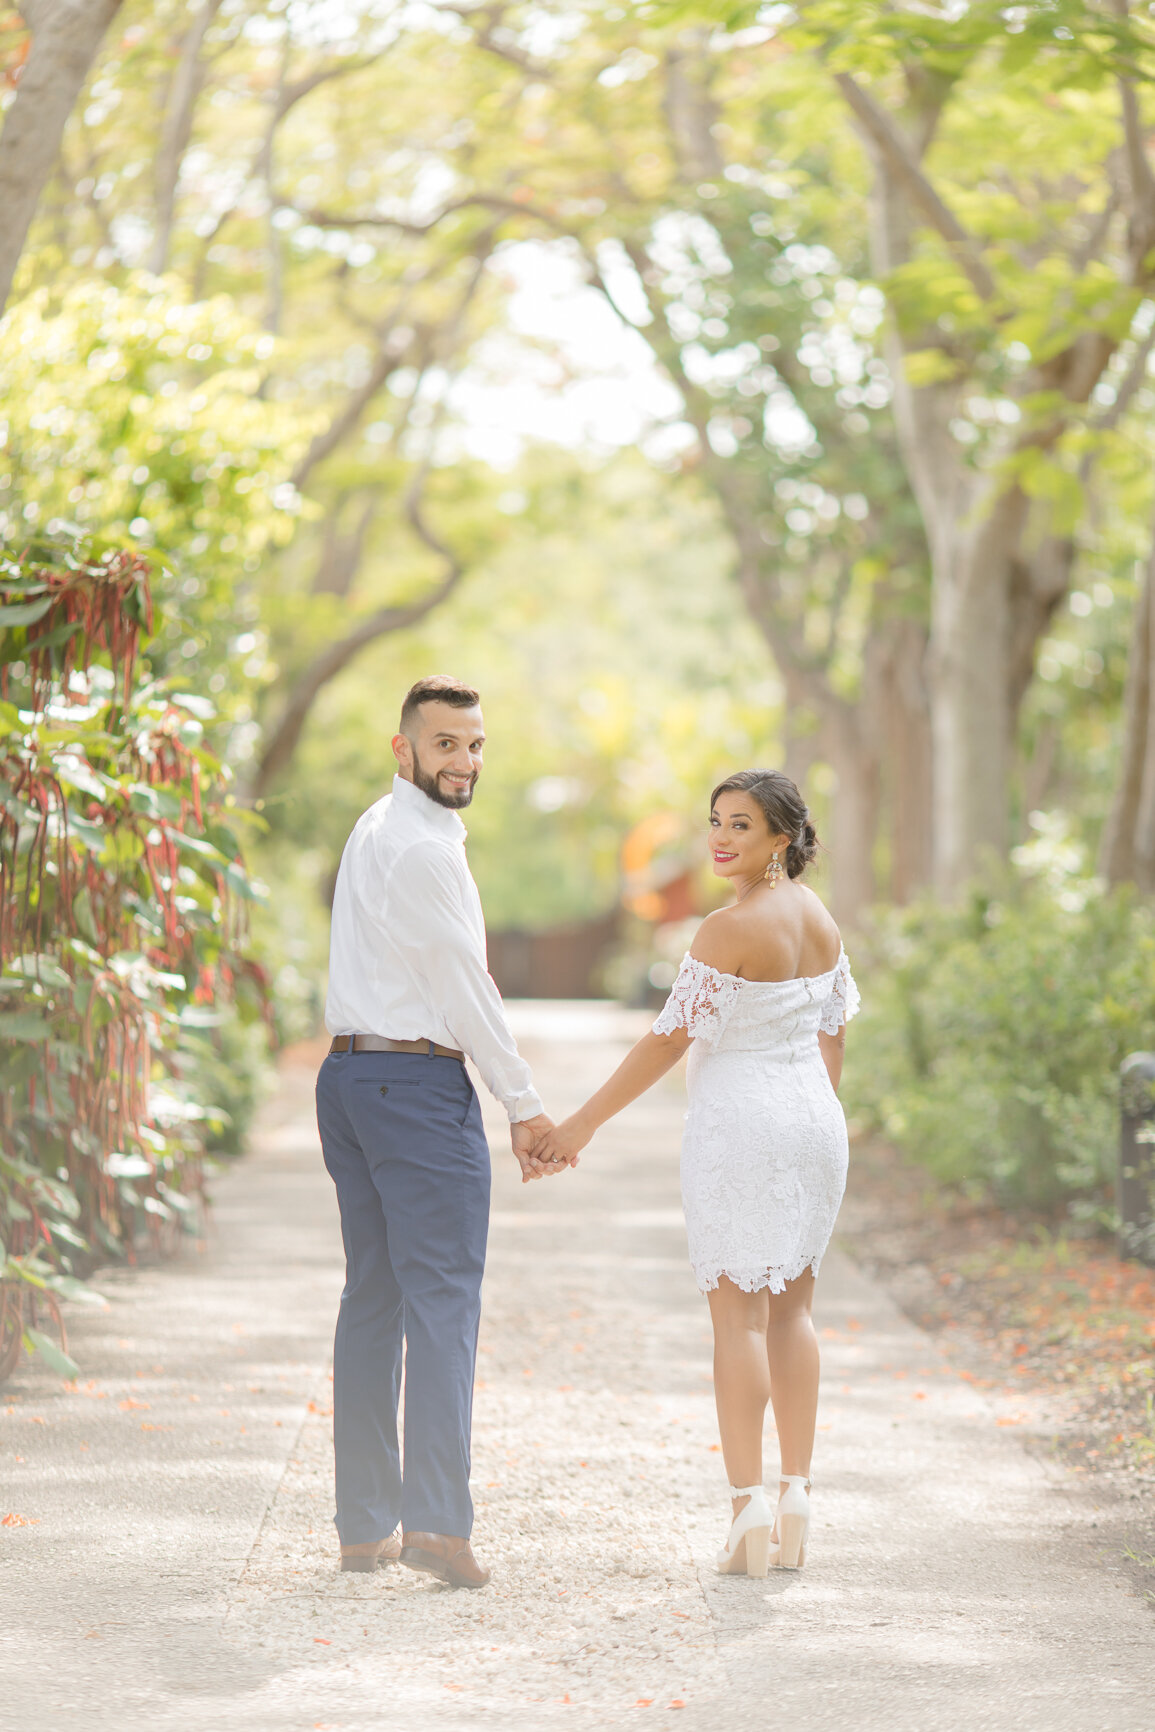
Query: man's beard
410 746 478 809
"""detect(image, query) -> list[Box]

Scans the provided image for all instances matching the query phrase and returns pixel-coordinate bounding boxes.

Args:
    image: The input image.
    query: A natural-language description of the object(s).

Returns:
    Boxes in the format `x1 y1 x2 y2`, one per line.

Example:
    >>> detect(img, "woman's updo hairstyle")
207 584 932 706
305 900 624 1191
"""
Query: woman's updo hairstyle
709 768 819 880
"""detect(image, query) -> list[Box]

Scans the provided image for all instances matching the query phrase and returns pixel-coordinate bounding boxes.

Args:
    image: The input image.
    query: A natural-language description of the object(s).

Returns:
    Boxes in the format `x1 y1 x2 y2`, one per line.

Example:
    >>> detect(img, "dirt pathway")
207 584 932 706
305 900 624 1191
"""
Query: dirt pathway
2 1004 1152 1730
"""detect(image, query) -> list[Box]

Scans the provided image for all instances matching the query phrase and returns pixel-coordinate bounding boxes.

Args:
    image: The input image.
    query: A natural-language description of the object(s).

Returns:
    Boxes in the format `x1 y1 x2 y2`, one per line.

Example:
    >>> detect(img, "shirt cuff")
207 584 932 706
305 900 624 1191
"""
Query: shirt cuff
508 1088 545 1124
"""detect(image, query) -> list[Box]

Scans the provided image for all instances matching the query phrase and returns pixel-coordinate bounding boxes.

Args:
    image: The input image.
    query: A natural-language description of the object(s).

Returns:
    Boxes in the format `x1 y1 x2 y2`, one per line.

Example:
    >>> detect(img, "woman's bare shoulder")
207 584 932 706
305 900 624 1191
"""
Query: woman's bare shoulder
688 906 746 974
798 884 842 961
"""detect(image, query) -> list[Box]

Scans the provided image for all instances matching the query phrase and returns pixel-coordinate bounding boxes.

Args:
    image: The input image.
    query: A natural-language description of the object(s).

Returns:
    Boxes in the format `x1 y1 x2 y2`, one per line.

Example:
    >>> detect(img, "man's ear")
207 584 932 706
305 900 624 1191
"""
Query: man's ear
391 731 411 768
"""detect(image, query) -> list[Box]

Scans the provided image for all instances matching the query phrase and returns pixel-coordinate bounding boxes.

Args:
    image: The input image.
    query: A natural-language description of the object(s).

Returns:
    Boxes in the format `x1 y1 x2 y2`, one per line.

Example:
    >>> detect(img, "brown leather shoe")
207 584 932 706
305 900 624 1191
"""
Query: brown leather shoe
399 1531 491 1589
339 1531 402 1573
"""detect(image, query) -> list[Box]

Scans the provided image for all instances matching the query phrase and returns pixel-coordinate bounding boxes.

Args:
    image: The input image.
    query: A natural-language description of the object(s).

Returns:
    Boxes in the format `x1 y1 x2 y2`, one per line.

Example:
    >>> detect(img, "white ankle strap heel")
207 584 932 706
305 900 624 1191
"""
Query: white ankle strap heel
775 1475 811 1570
716 1484 774 1578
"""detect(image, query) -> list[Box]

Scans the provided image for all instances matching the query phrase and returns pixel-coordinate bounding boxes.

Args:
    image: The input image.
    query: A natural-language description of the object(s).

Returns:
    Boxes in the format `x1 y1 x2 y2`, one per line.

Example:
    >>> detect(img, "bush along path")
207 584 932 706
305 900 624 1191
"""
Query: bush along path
0 541 267 1383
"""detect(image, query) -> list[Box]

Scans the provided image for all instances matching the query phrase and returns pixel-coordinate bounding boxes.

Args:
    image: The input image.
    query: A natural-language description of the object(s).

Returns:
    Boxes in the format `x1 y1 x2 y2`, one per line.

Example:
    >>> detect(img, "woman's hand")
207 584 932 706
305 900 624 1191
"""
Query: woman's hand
534 1113 595 1171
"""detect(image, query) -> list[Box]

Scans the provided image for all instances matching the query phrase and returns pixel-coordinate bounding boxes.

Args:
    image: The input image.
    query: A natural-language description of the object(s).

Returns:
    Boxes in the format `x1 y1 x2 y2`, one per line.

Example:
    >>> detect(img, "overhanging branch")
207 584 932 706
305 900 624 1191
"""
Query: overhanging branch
834 70 997 303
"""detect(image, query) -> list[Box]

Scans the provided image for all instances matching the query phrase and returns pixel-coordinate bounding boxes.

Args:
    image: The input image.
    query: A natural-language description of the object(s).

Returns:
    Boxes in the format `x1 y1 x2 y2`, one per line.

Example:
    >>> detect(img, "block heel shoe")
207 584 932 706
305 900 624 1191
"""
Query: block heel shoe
774 1475 810 1570
716 1483 775 1578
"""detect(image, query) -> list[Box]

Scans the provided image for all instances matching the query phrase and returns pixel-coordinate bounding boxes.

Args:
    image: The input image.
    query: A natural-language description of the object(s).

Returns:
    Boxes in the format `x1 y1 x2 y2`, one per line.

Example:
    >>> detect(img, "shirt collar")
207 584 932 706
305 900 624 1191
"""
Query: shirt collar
391 772 467 838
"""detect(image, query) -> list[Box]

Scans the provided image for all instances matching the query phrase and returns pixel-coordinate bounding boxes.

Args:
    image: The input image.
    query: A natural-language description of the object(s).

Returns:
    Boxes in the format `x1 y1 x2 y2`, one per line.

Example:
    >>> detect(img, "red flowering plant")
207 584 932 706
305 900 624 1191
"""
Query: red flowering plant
0 544 268 1382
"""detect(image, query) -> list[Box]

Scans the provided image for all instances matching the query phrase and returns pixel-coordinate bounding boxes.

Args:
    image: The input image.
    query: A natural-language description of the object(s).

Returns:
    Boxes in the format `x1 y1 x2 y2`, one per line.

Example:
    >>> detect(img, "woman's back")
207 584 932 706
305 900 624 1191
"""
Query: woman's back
694 880 841 985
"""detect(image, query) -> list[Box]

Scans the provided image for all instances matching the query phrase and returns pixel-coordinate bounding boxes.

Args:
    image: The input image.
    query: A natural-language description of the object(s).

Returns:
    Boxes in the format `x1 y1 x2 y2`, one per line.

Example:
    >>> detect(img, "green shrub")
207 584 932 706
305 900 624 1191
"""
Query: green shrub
843 882 1155 1217
0 543 267 1380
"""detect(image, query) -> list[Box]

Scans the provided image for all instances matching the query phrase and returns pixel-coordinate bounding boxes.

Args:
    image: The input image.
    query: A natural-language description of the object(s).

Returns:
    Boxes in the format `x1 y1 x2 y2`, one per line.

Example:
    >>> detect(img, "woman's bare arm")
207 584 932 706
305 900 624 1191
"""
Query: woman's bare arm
535 1026 691 1166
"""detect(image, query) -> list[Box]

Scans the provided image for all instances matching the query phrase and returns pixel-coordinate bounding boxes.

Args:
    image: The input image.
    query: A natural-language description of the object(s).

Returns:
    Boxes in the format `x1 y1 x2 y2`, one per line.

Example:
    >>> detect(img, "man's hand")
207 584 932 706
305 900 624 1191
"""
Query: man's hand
511 1113 563 1183
533 1113 593 1172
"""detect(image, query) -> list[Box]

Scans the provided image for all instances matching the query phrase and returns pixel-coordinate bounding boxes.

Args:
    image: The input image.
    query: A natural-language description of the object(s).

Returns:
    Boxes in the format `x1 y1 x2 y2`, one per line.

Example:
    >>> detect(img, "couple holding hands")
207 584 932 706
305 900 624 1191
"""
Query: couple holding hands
317 676 859 1590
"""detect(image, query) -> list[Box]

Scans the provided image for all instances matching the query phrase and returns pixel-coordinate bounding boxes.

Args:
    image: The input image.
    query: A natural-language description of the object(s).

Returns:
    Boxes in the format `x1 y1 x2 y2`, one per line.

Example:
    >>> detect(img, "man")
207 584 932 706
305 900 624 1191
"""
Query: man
316 674 563 1589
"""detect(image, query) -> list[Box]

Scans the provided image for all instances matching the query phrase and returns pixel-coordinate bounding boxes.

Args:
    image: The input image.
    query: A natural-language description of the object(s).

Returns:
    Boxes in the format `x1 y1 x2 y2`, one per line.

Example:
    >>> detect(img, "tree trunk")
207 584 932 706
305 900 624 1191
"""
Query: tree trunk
146 0 223 277
850 74 1097 895
0 0 123 316
1102 526 1155 887
926 485 1032 889
778 666 822 792
822 701 880 930
881 616 933 902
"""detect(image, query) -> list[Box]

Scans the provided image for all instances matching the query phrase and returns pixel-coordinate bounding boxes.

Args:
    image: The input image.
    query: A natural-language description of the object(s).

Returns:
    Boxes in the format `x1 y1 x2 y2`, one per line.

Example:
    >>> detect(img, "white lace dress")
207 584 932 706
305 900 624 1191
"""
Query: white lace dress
653 950 861 1295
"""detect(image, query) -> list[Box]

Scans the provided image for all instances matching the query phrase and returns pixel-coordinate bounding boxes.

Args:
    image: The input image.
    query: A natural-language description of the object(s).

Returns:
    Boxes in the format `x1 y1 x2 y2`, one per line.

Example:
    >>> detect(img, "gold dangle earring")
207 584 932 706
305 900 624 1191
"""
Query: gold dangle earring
764 851 784 888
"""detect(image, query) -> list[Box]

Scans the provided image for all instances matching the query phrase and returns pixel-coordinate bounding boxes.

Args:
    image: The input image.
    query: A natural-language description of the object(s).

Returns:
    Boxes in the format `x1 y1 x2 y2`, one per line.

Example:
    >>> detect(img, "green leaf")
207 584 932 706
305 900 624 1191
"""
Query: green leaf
25 1328 80 1379
222 859 262 900
105 1151 152 1179
24 619 82 656
47 1220 89 1251
0 596 53 626
5 954 72 989
902 348 964 388
53 756 111 801
156 1185 196 1214
129 784 182 819
69 814 107 853
0 1012 52 1040
171 829 228 866
170 692 217 721
98 829 144 868
48 1274 106 1307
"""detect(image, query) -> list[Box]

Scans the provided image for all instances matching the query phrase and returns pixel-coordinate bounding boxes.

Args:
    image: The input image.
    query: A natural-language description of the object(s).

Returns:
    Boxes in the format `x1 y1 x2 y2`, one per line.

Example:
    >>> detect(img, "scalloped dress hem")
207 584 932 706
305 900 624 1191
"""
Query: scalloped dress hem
693 1254 824 1297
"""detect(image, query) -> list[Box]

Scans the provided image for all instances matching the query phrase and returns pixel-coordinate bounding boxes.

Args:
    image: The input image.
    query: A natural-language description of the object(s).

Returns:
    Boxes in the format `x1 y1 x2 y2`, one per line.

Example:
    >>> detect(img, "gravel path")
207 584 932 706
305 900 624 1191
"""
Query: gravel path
2 1003 1153 1731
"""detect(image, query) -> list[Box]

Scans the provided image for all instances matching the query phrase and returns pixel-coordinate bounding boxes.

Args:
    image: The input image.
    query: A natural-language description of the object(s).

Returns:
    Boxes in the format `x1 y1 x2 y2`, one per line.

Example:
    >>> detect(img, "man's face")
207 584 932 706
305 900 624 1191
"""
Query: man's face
394 701 485 809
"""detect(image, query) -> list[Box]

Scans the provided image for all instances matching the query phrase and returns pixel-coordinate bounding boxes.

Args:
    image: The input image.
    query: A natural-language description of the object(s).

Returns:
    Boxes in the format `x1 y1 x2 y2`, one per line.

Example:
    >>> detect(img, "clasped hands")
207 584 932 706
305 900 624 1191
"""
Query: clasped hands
510 1112 592 1184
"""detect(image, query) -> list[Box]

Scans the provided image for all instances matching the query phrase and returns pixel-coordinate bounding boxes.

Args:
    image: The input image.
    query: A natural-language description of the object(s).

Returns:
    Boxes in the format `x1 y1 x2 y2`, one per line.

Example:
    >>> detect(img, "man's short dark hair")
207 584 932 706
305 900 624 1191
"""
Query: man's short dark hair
399 675 481 735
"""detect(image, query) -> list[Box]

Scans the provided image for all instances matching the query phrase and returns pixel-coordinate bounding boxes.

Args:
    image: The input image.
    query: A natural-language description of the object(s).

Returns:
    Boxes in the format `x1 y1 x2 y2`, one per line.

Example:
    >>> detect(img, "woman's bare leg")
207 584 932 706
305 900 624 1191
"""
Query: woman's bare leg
765 1271 819 1491
706 1277 771 1515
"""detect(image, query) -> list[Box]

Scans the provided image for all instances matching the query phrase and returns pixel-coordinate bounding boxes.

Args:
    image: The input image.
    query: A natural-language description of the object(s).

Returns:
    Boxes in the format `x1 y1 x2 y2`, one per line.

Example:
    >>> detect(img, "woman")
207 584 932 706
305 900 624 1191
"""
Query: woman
537 769 859 1578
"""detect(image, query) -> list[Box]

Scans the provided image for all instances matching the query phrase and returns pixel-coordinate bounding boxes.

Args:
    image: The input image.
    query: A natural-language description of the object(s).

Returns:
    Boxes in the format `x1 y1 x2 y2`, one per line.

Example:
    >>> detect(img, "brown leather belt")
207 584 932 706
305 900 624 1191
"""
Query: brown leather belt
329 1034 465 1062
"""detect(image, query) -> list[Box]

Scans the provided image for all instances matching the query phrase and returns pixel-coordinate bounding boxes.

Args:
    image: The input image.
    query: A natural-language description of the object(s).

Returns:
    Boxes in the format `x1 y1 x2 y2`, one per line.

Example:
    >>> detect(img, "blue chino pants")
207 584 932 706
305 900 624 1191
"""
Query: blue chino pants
315 1047 491 1543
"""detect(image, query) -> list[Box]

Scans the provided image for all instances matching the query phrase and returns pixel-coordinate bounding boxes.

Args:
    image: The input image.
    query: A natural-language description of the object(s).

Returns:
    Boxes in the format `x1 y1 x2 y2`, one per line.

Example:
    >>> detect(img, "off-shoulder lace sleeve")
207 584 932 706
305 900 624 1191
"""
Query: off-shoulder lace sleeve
652 953 742 1047
818 949 861 1036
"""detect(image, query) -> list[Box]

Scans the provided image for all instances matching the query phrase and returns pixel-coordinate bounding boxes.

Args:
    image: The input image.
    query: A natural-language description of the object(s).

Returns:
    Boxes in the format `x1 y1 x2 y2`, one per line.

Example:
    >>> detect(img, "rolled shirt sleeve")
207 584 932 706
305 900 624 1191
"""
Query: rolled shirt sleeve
389 840 544 1123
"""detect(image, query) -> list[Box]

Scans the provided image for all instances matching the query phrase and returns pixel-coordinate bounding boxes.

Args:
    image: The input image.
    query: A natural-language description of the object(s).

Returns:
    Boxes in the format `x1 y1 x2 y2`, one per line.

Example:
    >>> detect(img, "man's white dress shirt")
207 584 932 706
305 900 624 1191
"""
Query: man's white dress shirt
325 774 543 1123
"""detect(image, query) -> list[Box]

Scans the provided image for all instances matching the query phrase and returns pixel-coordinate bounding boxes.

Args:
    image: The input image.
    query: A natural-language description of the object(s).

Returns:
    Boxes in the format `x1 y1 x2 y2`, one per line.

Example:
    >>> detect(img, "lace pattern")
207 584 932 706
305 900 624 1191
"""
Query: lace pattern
818 949 861 1036
652 952 742 1047
694 1255 824 1297
653 949 858 1300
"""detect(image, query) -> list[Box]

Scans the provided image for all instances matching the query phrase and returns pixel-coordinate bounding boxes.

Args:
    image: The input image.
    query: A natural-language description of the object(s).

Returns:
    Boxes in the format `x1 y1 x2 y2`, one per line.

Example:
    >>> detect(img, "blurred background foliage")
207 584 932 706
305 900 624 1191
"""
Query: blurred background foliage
5 0 1155 1308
